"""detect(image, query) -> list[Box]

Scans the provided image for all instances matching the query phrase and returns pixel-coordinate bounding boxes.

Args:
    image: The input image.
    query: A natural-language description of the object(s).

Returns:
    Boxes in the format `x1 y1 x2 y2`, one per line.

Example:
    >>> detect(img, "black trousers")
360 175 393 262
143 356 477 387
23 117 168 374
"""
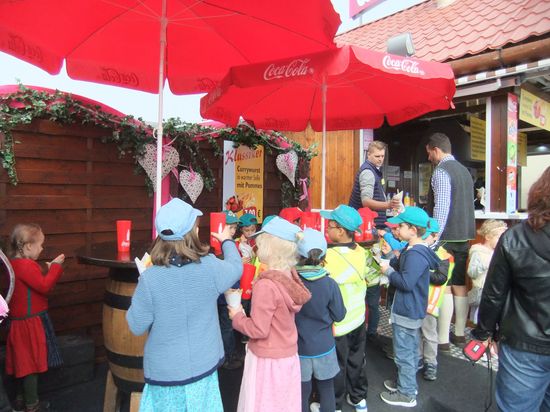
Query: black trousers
334 324 368 408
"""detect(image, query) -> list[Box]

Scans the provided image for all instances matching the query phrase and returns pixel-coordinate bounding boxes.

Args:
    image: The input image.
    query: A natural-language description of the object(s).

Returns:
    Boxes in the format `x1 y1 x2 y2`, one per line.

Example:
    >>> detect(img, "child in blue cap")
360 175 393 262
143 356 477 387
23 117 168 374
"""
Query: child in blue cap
238 213 258 263
228 216 311 412
127 198 243 412
295 228 346 412
378 207 441 408
321 204 380 412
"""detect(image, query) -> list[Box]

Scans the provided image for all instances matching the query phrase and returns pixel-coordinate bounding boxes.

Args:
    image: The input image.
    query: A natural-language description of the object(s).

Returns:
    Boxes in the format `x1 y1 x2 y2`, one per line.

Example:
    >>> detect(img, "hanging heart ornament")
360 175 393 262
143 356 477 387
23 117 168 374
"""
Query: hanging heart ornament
179 169 204 203
276 150 298 186
137 144 180 191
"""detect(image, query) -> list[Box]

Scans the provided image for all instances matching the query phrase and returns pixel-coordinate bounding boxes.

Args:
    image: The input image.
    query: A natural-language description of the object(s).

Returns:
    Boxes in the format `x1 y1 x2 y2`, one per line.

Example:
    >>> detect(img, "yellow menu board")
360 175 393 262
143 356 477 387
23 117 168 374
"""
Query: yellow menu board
470 116 486 161
520 88 550 132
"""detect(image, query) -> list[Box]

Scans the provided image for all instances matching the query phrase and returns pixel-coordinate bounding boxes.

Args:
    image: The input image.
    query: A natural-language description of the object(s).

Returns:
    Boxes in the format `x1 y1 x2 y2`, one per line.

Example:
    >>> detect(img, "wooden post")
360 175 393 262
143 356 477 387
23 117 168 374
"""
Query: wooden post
130 392 142 412
487 94 508 212
103 370 119 412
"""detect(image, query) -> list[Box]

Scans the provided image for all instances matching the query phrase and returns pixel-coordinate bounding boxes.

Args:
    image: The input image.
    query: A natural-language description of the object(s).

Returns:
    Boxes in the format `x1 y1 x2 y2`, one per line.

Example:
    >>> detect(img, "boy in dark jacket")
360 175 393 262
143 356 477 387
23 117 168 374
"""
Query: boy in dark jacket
295 228 346 412
379 207 441 408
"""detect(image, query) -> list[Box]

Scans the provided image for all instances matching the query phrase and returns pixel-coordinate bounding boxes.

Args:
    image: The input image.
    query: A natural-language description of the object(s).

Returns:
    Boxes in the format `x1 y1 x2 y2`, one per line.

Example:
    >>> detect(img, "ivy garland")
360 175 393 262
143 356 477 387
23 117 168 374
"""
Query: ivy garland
0 84 315 208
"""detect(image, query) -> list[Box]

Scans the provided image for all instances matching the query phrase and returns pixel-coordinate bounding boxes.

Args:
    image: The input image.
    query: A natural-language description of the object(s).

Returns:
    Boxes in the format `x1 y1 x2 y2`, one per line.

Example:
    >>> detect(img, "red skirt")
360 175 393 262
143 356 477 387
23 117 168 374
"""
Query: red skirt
5 316 47 378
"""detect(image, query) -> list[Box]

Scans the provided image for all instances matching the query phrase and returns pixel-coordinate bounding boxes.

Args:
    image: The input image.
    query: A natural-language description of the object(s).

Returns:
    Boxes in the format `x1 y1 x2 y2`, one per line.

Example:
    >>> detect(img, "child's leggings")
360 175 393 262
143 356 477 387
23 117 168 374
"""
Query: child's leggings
301 378 335 412
16 374 38 406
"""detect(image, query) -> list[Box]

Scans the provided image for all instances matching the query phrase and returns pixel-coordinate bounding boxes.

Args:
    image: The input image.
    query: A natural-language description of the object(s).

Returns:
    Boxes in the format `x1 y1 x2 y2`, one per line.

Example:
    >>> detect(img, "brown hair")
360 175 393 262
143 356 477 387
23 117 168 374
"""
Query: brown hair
367 140 387 153
150 223 209 266
527 166 550 231
8 223 43 258
426 133 452 153
298 249 326 267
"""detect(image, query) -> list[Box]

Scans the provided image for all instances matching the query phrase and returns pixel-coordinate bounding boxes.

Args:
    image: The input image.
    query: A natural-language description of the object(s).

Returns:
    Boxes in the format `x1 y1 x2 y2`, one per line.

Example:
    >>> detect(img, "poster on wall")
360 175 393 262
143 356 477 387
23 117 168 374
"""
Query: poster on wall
506 93 518 214
519 88 549 132
223 141 264 222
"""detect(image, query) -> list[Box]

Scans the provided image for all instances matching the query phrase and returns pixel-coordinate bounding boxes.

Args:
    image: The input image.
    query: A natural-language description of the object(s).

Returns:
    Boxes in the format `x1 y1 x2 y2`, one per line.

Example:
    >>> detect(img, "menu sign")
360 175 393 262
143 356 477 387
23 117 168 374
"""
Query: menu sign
470 116 486 161
519 88 550 132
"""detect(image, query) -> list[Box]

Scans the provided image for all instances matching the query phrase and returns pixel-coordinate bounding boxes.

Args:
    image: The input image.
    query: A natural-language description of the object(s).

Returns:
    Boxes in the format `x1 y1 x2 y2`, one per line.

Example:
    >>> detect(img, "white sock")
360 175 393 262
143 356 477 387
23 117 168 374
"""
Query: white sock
454 296 469 336
438 294 453 344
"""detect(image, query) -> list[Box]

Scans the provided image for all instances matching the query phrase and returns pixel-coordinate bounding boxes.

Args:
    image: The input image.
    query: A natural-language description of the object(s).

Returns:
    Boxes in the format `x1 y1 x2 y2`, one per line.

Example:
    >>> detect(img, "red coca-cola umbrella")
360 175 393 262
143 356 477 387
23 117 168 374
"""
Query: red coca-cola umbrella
200 45 456 209
0 0 341 211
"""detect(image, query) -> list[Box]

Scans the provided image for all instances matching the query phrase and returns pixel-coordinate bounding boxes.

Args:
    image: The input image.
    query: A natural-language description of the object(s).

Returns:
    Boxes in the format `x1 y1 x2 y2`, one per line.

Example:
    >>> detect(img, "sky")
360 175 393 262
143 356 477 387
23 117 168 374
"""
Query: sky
0 1 400 123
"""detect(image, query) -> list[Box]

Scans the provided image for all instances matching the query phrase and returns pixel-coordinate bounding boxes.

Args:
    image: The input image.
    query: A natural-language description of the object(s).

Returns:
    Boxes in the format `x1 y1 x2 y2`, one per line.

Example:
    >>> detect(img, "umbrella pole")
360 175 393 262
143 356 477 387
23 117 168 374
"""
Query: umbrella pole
154 0 168 220
321 79 327 232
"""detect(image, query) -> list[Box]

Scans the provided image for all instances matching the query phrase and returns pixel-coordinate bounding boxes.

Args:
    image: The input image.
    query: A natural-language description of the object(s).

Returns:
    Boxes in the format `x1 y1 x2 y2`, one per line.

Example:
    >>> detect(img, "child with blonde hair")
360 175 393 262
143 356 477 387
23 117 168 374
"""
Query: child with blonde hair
127 198 243 411
467 219 507 323
229 217 311 412
6 224 65 412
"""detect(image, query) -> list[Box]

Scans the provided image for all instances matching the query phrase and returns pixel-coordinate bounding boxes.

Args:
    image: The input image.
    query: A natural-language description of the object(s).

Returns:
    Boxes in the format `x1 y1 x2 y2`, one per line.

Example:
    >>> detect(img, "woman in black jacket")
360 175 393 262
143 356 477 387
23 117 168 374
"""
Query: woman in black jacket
472 166 550 412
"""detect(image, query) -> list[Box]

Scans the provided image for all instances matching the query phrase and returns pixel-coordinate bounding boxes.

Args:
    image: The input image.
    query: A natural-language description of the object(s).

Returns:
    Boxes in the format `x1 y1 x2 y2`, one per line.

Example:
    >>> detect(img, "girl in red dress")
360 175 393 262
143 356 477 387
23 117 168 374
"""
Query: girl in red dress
6 224 64 412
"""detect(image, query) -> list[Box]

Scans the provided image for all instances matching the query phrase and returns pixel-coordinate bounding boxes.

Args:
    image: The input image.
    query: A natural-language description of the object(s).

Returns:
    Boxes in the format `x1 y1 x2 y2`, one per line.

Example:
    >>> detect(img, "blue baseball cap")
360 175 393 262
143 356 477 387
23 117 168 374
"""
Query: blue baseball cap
387 206 430 228
298 228 327 258
223 210 239 224
251 216 302 242
262 215 276 227
239 213 258 227
320 205 363 232
155 198 203 241
426 217 440 234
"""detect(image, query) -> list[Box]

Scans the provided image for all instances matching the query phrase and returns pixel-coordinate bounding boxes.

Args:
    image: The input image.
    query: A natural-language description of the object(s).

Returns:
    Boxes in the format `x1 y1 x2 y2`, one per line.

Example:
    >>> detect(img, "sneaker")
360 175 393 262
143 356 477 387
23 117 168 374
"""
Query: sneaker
380 391 417 408
13 398 25 412
309 402 320 412
346 394 368 411
417 359 424 372
24 401 51 412
423 363 437 381
384 380 418 395
384 379 398 392
450 332 466 348
438 343 451 352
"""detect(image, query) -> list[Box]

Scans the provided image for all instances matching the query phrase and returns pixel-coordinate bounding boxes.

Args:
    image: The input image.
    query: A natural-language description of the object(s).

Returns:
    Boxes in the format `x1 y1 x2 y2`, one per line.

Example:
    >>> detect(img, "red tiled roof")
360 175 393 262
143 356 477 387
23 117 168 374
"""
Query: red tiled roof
336 0 550 63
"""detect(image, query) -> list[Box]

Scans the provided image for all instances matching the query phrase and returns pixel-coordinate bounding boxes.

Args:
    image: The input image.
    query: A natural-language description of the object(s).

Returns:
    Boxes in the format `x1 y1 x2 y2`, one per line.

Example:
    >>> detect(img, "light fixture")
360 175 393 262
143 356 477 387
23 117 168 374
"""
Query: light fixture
387 33 415 57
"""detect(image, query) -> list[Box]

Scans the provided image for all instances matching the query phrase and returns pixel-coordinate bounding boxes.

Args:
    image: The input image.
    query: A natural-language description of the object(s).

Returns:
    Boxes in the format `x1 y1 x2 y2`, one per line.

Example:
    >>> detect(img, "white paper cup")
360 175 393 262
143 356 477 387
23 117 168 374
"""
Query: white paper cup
224 288 242 308
379 258 391 268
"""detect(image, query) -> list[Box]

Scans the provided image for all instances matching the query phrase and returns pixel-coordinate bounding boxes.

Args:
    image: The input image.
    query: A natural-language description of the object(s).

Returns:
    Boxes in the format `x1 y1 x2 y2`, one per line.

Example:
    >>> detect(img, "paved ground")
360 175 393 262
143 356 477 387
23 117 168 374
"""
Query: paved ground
37 307 497 411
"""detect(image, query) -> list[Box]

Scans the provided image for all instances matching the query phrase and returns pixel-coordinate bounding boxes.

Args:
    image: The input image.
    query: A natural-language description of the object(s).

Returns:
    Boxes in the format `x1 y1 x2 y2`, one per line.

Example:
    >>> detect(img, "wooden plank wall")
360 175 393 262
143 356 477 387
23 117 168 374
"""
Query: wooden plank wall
0 119 153 361
0 121 288 360
285 126 360 210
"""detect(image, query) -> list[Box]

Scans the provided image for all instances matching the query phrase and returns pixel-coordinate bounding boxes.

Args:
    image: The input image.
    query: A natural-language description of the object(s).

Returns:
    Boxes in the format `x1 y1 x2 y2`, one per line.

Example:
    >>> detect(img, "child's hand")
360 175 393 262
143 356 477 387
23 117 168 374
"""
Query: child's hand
240 235 249 245
211 225 235 244
380 262 389 273
381 241 391 255
47 254 65 268
227 304 244 320
242 256 251 264
377 229 387 237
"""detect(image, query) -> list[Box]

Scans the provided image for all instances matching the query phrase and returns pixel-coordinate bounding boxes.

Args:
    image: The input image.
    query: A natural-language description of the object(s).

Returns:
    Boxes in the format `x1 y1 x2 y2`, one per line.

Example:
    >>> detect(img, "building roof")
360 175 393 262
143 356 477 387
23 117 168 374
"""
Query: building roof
336 0 550 63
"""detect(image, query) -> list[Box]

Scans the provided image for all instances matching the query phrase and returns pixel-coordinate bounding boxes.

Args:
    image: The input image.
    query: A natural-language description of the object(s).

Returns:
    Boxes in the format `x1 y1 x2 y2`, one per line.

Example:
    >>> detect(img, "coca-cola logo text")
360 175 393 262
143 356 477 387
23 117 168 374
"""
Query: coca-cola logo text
263 59 313 81
382 55 425 76
100 67 139 87
7 34 43 63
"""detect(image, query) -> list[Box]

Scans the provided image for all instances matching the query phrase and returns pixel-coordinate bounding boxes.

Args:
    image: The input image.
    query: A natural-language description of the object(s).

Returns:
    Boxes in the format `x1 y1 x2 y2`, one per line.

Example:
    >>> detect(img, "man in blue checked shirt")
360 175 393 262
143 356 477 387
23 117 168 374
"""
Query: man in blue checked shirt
425 133 475 352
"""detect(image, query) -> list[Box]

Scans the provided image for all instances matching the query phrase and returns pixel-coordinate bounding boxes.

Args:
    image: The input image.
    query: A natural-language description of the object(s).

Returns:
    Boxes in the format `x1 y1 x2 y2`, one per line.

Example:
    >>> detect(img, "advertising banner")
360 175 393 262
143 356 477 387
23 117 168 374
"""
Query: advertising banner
223 141 264 222
506 94 518 214
519 88 549 132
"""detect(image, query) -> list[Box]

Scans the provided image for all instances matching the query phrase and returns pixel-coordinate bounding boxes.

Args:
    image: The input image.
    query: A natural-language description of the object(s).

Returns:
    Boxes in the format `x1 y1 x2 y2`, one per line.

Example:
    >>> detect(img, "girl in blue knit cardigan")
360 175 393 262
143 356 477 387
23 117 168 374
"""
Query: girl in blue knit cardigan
127 198 242 412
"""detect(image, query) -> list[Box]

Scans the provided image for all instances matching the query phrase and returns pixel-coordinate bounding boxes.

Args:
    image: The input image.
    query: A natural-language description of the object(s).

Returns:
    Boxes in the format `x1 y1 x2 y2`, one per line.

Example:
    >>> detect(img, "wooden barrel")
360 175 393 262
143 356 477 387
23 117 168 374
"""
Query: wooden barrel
103 267 147 393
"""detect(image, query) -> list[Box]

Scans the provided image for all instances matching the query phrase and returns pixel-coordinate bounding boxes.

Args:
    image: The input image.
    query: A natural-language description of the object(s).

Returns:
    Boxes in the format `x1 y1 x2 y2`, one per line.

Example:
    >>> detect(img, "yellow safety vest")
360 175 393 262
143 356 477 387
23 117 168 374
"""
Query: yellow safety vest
426 246 454 317
325 245 375 337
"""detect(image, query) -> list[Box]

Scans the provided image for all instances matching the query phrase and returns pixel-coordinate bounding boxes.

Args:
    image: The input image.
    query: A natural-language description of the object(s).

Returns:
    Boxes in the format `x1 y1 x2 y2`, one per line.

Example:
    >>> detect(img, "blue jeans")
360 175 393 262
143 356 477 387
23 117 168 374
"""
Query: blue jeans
496 343 550 412
392 323 420 397
366 284 381 336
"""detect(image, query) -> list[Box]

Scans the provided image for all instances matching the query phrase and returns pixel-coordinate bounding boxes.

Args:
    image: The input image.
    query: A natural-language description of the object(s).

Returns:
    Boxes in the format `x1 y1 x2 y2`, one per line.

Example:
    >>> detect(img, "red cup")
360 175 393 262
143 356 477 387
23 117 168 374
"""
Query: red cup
117 251 131 261
240 263 256 300
301 211 321 231
116 220 132 252
210 212 226 255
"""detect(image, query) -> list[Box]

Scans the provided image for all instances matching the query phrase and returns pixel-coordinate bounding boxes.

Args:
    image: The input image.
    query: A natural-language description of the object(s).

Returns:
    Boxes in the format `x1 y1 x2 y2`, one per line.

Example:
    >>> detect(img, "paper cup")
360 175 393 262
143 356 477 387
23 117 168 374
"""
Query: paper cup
224 288 242 308
210 212 226 255
116 220 132 252
240 263 256 300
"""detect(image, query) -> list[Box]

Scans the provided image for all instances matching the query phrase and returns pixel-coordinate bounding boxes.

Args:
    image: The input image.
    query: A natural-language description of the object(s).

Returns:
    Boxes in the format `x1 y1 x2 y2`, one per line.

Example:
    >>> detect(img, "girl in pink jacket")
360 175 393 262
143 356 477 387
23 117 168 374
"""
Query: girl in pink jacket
229 216 311 412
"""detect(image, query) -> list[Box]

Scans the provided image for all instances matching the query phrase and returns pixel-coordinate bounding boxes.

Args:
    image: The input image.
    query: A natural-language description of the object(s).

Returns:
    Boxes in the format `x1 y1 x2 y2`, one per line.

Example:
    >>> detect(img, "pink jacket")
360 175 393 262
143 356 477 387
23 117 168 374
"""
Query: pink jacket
232 269 311 358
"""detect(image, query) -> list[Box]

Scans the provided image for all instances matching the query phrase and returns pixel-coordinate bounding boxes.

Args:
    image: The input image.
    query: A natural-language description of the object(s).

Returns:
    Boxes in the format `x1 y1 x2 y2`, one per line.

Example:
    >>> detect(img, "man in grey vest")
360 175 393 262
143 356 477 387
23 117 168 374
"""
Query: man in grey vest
426 133 475 351
349 141 399 343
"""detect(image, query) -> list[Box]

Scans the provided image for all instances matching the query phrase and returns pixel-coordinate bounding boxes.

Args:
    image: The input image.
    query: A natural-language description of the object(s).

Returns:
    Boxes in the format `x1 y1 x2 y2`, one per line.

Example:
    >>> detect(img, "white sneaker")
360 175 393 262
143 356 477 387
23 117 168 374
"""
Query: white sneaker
309 402 320 412
346 394 368 411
